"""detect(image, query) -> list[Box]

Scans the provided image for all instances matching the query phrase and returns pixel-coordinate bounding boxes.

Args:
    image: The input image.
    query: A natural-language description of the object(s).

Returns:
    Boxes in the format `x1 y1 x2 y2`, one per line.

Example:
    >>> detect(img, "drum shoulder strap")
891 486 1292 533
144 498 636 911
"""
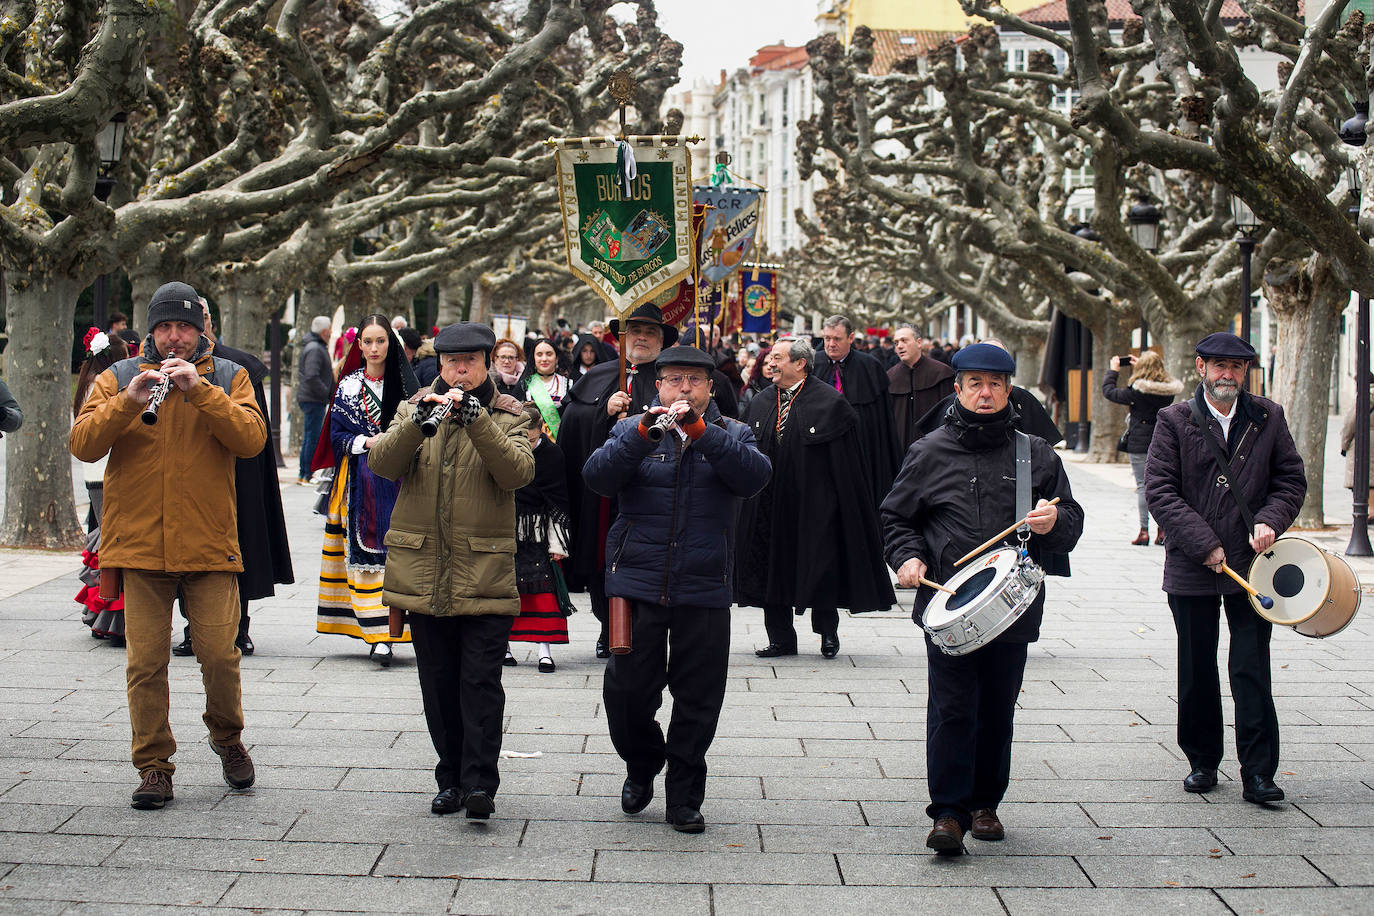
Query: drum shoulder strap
1015 431 1031 528
1187 397 1256 532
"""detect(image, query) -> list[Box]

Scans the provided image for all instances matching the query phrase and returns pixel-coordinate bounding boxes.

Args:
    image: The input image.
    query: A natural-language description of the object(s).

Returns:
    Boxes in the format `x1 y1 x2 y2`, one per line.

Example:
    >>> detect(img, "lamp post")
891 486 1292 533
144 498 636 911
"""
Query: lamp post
1342 102 1370 557
91 113 128 331
1127 195 1162 349
1229 192 1261 352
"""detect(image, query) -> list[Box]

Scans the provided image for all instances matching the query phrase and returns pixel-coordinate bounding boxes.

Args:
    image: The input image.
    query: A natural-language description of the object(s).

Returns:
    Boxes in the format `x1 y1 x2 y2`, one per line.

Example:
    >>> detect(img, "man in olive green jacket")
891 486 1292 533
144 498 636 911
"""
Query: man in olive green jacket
370 322 534 820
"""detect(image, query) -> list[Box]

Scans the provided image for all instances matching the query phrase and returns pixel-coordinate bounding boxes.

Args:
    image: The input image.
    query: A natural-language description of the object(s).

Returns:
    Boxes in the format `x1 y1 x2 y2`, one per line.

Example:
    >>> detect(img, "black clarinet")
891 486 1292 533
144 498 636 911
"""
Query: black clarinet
419 398 454 437
141 377 171 426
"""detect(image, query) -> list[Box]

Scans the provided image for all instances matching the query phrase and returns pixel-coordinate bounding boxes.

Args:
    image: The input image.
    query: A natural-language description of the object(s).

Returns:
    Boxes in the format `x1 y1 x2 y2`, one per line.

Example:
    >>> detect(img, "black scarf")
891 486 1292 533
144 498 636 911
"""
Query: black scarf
948 400 1017 451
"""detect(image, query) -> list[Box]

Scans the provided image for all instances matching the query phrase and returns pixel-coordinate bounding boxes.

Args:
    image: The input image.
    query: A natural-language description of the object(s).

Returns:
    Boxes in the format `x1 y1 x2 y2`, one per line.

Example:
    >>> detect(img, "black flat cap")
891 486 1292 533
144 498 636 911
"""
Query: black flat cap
655 345 715 373
1195 332 1256 361
434 322 496 354
951 342 1016 374
608 303 680 348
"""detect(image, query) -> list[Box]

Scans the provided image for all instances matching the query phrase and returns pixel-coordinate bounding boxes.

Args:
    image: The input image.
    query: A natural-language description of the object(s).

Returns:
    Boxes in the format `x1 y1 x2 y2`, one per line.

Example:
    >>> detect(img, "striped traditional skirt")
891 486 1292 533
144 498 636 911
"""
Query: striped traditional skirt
509 592 569 644
316 460 410 644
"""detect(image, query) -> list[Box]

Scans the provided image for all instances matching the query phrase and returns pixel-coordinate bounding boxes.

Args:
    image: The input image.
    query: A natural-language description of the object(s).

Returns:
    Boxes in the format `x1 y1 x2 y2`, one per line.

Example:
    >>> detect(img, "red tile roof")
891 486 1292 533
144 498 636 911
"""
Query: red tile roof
1016 0 1300 26
749 44 810 72
870 30 963 75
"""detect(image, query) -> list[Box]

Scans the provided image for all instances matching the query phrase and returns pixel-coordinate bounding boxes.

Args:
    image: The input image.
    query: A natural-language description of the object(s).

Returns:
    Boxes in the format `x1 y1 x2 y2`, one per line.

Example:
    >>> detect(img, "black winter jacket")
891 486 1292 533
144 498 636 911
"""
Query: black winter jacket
582 399 771 608
296 333 335 405
1144 387 1306 596
1101 370 1182 454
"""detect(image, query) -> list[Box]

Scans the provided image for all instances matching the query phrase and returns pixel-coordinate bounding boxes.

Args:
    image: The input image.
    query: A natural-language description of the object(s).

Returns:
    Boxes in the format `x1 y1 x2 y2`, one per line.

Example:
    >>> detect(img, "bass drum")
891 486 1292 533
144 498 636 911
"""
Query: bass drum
1247 536 1361 638
922 547 1044 656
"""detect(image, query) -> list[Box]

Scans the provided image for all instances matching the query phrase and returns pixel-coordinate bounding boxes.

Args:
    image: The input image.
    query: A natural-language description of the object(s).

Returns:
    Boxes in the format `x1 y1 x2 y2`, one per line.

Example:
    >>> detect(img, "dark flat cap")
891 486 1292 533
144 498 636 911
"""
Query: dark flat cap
655 345 715 373
951 342 1016 374
434 322 496 354
1195 332 1256 360
608 303 680 348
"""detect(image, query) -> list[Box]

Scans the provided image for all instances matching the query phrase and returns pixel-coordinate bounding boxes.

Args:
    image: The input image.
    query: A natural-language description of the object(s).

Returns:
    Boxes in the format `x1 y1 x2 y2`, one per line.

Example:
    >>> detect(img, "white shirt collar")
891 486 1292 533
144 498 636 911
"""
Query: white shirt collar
1204 393 1235 438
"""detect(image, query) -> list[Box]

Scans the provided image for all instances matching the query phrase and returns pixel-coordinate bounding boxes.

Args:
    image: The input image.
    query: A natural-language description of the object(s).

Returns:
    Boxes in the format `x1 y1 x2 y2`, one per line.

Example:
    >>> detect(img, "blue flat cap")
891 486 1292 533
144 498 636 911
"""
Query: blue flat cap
434 321 496 354
655 345 716 372
951 342 1016 374
1195 332 1256 361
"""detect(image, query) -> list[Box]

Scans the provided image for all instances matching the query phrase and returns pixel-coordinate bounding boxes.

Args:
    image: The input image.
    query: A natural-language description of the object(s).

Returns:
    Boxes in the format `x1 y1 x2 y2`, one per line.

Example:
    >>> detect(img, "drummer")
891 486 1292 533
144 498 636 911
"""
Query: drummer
881 343 1083 856
1144 332 1306 804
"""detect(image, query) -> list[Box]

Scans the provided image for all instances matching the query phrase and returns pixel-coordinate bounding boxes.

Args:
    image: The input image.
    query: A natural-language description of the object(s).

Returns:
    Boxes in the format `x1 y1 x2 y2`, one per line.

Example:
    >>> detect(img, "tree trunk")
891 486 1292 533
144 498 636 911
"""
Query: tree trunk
1 276 85 548
1265 255 1343 530
1084 313 1132 463
1151 312 1209 393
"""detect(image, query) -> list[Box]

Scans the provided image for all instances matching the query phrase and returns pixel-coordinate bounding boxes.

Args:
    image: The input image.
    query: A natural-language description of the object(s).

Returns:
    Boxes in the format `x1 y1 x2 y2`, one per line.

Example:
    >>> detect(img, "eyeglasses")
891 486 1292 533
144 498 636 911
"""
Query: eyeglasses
659 374 710 388
494 353 519 362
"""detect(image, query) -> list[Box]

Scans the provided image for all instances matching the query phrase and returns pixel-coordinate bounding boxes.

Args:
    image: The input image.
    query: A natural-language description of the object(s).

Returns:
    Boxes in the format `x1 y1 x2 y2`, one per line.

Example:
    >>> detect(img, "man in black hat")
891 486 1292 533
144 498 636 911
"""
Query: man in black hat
370 321 535 820
883 342 1082 855
559 303 679 657
1145 332 1306 805
582 345 771 832
736 335 896 660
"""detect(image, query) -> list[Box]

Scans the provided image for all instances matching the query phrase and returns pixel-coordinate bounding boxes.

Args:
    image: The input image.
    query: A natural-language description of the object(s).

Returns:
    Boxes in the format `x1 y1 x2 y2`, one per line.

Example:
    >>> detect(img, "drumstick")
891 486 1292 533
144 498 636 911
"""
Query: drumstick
1219 562 1275 609
954 497 1062 567
918 576 957 596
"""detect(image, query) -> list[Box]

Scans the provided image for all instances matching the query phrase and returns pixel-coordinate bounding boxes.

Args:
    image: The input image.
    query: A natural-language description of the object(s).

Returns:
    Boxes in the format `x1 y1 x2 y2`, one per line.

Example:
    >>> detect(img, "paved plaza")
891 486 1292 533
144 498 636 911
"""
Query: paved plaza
1 427 1372 914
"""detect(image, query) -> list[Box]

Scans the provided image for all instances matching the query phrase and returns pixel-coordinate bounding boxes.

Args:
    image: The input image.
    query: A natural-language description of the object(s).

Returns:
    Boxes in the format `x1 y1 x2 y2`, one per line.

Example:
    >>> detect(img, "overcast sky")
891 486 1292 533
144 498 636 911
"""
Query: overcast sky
656 1 821 85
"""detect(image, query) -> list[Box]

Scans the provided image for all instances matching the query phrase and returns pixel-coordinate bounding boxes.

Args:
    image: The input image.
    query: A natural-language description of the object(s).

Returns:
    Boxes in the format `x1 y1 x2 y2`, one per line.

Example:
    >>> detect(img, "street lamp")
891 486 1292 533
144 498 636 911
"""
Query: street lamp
1070 223 1099 453
1229 191 1261 349
92 112 128 331
1127 195 1162 348
1342 102 1371 557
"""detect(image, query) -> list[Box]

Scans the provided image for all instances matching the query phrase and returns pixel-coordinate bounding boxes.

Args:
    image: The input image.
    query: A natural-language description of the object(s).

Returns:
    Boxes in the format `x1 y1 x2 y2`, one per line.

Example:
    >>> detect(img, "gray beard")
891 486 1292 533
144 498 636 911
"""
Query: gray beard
1204 378 1240 405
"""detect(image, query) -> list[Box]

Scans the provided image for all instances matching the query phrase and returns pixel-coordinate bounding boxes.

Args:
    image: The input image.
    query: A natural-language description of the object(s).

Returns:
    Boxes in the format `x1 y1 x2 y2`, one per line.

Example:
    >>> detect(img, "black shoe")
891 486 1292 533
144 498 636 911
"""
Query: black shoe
235 633 254 656
462 788 495 819
108 635 126 648
754 643 797 658
431 787 462 815
1242 774 1285 804
538 656 555 673
1183 767 1217 793
503 651 518 667
665 805 705 833
595 640 611 659
621 777 653 814
370 643 393 668
820 635 840 659
171 637 193 657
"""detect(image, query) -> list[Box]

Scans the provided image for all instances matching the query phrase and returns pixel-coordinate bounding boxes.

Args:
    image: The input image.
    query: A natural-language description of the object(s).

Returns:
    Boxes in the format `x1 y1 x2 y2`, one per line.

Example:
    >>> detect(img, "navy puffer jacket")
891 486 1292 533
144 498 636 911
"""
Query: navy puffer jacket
582 399 772 607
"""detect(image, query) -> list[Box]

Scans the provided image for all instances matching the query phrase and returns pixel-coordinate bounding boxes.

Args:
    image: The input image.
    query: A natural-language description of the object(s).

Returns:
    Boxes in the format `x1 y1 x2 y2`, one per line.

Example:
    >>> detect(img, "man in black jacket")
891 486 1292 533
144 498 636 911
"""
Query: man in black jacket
882 343 1083 855
813 315 902 506
737 336 895 659
296 316 334 485
1145 332 1306 805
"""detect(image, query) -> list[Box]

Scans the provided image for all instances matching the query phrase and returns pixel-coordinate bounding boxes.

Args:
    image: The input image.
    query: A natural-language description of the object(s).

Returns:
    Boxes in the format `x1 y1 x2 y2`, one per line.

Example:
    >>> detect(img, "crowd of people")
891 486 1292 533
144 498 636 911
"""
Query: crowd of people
58 286 1308 858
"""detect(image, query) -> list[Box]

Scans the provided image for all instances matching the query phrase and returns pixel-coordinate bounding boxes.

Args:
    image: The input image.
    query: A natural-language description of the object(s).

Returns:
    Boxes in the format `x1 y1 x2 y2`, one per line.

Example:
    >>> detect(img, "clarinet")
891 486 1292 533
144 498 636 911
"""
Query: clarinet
419 398 454 437
644 407 685 443
141 377 172 426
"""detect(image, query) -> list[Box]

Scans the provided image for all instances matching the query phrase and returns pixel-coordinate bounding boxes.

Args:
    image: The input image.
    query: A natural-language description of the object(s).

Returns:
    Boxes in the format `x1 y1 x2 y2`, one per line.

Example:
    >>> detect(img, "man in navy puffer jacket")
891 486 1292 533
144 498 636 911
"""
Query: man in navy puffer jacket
583 345 771 834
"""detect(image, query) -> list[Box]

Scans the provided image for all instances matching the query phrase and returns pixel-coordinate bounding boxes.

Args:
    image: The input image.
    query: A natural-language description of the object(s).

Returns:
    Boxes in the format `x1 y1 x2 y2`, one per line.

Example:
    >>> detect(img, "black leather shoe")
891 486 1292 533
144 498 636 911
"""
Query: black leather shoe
1242 774 1285 804
595 641 611 659
665 805 705 833
754 643 797 658
171 637 193 657
462 788 495 819
538 656 555 673
235 633 254 656
926 816 965 855
431 787 462 815
820 635 840 659
1183 767 1218 793
621 777 653 814
503 651 518 667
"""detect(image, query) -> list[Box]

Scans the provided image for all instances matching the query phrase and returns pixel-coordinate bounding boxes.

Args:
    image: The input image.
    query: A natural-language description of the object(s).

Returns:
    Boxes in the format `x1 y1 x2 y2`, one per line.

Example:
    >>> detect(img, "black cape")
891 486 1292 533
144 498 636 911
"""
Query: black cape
912 386 1064 447
813 348 902 505
735 379 895 612
212 341 294 600
888 356 955 451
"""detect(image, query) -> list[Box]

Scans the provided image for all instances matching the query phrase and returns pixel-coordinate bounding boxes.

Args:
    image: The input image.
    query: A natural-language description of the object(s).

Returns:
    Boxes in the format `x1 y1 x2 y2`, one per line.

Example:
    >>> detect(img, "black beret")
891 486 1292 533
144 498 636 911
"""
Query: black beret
951 342 1016 374
1195 332 1256 361
654 345 716 373
434 322 496 354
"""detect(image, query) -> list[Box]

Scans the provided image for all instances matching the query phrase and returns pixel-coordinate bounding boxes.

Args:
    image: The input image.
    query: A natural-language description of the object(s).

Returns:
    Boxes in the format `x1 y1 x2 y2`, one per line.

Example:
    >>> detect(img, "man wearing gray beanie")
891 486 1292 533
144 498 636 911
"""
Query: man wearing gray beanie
71 280 266 810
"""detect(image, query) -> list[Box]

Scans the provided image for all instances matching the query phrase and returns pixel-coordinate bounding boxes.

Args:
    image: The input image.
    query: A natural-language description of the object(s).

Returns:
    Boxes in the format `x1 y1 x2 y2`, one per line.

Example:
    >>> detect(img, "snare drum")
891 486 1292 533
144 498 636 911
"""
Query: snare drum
922 547 1045 656
1247 536 1361 638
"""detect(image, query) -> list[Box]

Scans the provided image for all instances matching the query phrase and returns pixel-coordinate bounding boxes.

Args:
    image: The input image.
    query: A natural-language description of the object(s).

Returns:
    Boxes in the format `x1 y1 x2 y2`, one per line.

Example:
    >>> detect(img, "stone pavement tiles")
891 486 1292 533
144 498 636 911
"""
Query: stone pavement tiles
0 458 1371 914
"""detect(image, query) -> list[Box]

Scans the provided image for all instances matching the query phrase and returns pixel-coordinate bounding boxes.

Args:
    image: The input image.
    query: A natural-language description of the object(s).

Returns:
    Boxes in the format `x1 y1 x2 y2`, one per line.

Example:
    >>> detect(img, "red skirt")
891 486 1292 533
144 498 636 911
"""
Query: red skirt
509 592 569 644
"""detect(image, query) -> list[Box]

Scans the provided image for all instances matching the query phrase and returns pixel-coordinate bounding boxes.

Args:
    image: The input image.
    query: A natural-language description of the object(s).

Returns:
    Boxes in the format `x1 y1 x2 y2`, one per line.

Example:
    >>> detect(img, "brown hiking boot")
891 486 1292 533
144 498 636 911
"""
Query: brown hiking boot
210 741 256 789
131 770 173 809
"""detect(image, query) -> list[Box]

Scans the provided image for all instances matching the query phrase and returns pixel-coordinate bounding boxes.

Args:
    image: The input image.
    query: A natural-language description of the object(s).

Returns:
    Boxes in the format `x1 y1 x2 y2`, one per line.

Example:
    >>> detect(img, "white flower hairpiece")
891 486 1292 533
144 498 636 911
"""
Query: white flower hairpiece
88 331 110 355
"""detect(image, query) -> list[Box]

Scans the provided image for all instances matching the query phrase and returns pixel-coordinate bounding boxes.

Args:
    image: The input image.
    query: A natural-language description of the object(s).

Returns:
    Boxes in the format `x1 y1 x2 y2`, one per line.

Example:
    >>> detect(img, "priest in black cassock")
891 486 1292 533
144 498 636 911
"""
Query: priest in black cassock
736 336 895 659
813 316 902 506
910 338 1063 447
889 326 955 452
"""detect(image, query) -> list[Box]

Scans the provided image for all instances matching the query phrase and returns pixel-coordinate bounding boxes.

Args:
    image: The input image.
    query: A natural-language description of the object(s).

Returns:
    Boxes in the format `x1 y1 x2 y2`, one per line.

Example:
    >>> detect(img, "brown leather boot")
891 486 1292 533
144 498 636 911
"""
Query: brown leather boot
970 808 1005 841
1131 528 1149 546
1155 529 1166 545
925 816 965 855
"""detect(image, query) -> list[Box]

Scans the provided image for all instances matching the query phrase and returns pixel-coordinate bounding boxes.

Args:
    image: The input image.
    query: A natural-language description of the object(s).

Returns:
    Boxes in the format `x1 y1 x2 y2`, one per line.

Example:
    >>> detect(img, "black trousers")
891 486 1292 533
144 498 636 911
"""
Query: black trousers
1168 593 1280 780
762 604 839 650
603 601 730 810
409 612 515 794
925 638 1028 831
588 578 610 639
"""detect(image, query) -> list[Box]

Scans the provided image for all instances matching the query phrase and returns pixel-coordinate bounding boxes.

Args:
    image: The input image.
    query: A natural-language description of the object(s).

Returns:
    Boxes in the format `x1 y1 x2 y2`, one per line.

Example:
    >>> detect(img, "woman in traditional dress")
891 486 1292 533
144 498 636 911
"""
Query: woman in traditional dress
491 338 528 401
73 328 129 646
520 337 571 441
312 315 417 666
505 407 573 672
